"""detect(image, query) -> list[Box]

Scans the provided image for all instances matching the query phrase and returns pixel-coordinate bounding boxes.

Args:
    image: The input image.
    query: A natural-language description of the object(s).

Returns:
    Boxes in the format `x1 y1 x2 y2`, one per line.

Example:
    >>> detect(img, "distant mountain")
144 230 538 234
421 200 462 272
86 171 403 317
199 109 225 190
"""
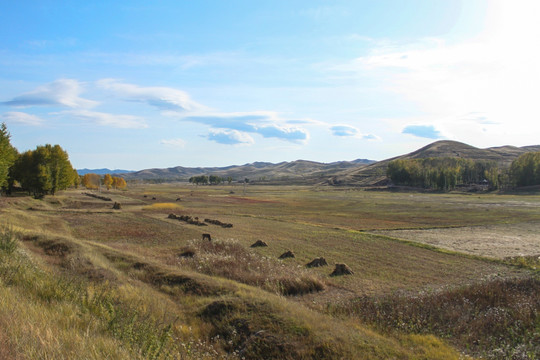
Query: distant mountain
83 141 540 186
329 140 540 186
77 168 135 176
120 159 375 183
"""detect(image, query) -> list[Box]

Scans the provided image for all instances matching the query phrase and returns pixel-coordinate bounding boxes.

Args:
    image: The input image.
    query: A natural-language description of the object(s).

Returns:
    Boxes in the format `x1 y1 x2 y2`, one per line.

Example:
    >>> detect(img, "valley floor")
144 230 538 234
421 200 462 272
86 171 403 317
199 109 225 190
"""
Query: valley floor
1 185 538 359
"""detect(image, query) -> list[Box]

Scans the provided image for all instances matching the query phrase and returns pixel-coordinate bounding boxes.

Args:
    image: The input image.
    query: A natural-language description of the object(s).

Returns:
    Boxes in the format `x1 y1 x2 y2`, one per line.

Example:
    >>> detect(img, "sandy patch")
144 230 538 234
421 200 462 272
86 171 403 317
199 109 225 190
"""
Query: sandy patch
372 222 540 259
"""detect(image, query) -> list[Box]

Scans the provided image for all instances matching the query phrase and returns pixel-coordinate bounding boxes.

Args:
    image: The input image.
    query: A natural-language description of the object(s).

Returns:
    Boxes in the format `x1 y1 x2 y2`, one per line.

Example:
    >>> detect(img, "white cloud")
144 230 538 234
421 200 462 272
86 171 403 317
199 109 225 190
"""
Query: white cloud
402 124 443 139
96 79 205 112
0 111 44 126
330 124 378 140
180 111 310 144
160 138 186 148
2 79 97 108
57 110 147 129
207 129 254 145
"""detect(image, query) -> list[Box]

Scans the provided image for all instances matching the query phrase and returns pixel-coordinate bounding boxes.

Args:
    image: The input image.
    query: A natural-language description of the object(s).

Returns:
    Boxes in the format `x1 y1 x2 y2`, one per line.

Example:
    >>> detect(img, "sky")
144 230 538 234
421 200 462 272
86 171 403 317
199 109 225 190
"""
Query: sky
1 0 539 170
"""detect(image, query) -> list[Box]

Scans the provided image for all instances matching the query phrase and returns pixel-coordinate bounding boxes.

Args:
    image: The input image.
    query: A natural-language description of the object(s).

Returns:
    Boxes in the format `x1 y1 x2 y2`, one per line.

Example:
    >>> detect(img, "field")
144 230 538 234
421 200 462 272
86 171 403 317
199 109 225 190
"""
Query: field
1 184 539 359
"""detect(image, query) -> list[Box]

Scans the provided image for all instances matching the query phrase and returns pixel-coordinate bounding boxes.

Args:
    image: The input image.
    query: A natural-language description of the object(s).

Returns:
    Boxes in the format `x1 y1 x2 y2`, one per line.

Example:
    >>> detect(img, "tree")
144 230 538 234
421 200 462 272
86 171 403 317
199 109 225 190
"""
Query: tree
82 173 101 190
112 176 127 189
0 123 18 193
510 152 540 187
12 144 76 198
103 173 113 190
189 175 208 186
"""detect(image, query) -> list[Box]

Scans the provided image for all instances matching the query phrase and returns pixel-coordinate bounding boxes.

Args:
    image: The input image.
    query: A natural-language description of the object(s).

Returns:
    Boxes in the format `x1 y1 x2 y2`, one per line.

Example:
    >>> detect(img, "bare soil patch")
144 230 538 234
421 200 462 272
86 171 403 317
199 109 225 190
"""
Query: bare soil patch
372 222 540 259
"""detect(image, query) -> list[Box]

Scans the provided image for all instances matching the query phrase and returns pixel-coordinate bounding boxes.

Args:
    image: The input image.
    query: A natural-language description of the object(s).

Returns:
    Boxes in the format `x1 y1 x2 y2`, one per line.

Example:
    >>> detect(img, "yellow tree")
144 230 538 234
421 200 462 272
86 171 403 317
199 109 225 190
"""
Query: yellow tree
82 173 100 190
103 173 113 190
112 176 127 189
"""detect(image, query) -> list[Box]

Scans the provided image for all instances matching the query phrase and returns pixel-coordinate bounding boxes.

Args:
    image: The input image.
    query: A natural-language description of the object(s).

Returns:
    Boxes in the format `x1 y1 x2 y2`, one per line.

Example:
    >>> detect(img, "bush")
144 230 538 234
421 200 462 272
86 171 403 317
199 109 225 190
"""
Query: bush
0 225 17 254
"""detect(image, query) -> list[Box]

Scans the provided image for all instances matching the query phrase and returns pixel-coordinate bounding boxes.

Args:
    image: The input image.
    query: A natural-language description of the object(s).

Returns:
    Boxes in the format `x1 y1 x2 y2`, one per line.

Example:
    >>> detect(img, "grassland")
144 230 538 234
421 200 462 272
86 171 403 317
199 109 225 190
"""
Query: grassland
1 184 538 359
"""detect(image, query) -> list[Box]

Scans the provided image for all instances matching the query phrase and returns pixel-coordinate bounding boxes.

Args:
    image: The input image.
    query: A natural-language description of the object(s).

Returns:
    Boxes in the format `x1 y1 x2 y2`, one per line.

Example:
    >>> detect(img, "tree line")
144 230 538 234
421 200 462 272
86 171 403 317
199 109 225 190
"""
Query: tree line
387 153 540 191
188 175 233 185
1 123 78 198
510 152 540 187
0 122 127 198
81 173 127 190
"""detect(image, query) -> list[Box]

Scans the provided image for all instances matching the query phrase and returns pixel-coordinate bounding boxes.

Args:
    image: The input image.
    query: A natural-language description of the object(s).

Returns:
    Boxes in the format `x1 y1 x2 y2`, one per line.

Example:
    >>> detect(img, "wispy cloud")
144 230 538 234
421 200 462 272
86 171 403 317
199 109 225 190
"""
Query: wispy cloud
330 125 359 137
207 129 254 145
402 124 443 139
1 79 97 108
330 125 378 139
97 79 205 112
181 111 309 144
0 111 44 126
160 138 186 148
56 110 147 129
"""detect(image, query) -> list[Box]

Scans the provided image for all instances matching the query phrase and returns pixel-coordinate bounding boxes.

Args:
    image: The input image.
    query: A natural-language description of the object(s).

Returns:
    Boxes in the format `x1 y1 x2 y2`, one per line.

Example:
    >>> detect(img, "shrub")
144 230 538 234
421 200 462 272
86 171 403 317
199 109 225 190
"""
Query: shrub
0 224 17 254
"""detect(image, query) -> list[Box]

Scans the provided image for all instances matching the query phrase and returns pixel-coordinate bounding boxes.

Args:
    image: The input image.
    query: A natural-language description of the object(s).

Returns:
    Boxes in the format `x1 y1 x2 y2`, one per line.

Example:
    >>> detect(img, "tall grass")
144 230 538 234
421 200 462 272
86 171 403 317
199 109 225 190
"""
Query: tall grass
176 238 324 296
330 277 540 359
0 227 177 359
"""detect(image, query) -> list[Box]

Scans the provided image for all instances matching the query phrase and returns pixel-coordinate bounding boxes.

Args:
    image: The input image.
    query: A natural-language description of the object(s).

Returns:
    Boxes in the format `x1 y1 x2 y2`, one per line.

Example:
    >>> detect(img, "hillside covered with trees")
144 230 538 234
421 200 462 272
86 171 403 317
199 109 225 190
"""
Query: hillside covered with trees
387 152 540 191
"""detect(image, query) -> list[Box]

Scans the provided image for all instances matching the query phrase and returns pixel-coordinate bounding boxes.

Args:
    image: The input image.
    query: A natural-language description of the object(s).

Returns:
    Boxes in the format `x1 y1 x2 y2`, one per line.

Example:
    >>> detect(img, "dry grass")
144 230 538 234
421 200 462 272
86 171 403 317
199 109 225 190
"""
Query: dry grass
2 186 539 359
331 277 540 359
175 238 325 295
143 202 184 211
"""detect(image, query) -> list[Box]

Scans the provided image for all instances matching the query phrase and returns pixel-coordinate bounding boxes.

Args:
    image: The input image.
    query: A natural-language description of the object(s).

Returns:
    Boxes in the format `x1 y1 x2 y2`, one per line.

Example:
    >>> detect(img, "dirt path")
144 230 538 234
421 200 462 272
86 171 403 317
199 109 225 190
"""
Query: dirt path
372 222 540 259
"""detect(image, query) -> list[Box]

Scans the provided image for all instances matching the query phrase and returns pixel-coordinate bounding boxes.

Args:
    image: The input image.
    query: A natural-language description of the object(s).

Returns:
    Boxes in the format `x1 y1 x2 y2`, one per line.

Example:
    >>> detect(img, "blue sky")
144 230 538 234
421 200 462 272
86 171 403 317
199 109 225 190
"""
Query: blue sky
1 0 539 170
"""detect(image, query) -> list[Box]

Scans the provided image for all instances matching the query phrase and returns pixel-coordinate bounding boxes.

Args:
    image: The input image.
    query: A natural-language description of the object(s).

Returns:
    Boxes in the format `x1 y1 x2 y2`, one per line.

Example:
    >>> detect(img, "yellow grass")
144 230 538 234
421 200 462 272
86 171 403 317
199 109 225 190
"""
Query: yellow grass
142 202 183 211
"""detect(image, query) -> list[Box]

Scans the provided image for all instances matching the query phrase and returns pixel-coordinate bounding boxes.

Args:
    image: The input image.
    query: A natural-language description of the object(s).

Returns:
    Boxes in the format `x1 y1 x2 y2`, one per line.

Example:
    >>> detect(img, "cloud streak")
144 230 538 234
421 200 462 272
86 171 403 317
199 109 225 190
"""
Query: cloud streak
160 138 186 148
2 79 97 108
56 110 147 129
182 112 309 144
97 79 204 112
0 111 45 126
330 125 378 139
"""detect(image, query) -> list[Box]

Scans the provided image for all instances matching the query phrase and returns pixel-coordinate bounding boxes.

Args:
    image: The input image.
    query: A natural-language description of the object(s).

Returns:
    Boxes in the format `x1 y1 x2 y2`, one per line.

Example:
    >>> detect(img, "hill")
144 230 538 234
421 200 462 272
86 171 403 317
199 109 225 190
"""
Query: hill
119 158 374 183
77 168 134 176
329 140 540 186
93 140 540 186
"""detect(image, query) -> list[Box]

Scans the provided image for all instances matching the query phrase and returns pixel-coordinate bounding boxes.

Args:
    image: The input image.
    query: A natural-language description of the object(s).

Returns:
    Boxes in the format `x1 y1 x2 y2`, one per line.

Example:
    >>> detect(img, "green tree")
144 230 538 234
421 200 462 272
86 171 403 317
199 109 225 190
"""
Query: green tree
510 152 540 187
0 123 18 193
12 144 76 198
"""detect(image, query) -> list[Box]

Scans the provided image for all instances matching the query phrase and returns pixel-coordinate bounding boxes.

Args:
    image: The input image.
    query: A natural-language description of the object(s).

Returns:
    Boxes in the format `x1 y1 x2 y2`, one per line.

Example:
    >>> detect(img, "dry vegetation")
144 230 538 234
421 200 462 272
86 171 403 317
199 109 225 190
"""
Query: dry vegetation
1 185 539 359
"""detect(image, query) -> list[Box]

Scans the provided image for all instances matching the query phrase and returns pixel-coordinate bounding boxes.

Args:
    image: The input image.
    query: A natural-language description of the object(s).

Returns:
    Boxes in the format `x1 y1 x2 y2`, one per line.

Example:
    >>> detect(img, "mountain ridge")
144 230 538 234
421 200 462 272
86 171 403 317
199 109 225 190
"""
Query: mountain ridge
80 140 540 185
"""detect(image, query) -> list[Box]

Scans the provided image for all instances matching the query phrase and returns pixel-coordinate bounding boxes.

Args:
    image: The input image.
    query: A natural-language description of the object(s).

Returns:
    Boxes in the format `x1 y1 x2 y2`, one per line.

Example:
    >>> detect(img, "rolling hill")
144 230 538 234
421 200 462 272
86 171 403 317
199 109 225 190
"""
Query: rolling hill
329 140 540 186
118 158 374 184
102 140 540 186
